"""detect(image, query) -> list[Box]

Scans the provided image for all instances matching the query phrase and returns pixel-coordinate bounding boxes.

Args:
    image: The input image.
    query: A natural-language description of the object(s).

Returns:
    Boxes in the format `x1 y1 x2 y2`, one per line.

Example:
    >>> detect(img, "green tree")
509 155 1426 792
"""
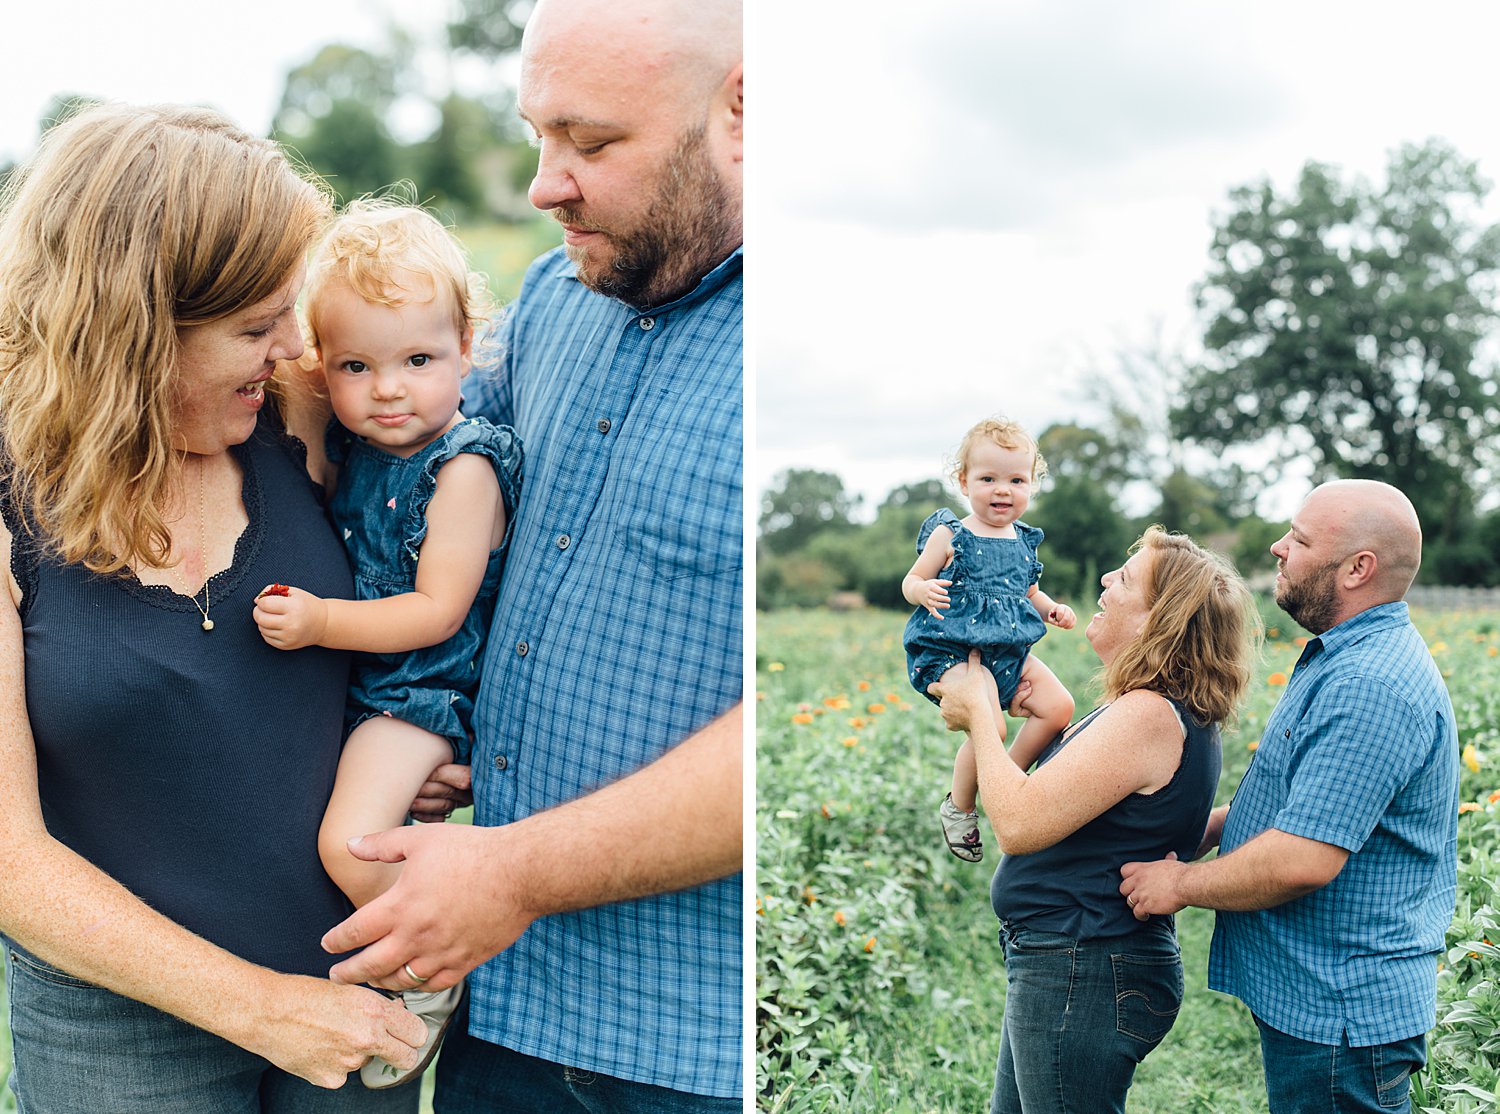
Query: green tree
1180 139 1500 543
272 44 406 202
758 469 861 556
446 0 530 61
412 94 494 219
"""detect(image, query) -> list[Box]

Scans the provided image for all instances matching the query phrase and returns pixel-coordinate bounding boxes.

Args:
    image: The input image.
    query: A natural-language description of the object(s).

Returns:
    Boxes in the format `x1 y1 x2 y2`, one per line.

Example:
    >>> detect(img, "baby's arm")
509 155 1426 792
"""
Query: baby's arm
255 454 505 653
1026 583 1075 629
902 525 955 618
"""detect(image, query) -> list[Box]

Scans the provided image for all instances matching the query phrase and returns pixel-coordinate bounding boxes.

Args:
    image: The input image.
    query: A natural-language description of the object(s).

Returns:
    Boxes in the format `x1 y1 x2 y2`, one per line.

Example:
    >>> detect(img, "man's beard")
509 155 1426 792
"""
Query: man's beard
1275 557 1343 635
553 124 739 309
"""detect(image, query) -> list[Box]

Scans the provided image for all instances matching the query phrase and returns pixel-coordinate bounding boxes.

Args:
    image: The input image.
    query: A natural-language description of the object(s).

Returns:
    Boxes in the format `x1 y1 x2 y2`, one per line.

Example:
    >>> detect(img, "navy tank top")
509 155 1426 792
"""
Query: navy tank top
6 410 358 977
991 696 1222 940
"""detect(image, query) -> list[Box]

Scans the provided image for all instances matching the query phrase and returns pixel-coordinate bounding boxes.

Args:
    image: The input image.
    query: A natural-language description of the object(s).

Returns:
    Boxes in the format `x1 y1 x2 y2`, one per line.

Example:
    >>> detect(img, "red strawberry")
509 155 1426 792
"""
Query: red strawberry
264 584 291 597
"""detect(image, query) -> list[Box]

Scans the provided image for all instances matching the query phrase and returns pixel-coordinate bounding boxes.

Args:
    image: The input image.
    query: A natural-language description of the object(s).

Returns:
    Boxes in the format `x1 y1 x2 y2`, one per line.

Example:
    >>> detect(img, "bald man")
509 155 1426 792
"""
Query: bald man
1120 481 1457 1114
320 0 744 1108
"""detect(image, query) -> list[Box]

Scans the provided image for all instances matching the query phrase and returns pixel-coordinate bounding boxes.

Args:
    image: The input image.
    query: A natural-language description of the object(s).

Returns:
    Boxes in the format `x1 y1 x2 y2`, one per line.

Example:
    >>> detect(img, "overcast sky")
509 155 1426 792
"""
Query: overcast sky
757 0 1500 519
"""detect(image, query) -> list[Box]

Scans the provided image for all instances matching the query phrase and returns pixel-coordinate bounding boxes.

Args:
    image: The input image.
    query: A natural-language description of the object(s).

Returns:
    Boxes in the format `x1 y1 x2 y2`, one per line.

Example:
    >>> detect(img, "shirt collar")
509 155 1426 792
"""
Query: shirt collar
1293 600 1410 672
557 244 743 314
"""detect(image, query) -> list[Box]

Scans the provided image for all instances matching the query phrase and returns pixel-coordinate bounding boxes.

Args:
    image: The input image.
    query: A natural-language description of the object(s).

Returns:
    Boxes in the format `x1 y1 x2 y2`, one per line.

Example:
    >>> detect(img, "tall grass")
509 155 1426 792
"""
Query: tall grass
757 605 1500 1111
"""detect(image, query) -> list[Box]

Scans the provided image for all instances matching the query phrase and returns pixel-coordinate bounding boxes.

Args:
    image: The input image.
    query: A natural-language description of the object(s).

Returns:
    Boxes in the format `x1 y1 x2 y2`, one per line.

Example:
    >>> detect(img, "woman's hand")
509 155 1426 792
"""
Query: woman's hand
240 975 426 1088
928 650 999 734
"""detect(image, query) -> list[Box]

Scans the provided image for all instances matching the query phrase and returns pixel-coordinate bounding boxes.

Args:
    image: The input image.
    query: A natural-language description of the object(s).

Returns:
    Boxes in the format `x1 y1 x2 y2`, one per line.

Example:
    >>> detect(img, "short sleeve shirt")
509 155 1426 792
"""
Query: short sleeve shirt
461 246 743 1098
1208 602 1459 1045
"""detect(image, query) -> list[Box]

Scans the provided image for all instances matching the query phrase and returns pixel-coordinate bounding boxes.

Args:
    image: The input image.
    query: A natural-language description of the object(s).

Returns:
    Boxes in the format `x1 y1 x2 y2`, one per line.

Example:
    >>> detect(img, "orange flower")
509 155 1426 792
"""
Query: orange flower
1293 636 1307 647
756 897 763 915
1248 740 1259 752
857 680 872 691
767 662 785 672
820 802 832 818
791 712 813 725
886 692 900 702
756 691 766 701
1267 672 1288 686
863 936 877 953
841 736 858 748
1459 802 1481 814
1488 790 1500 804
868 703 888 714
834 910 847 926
823 695 851 710
1489 645 1498 658
803 887 817 904
848 716 868 729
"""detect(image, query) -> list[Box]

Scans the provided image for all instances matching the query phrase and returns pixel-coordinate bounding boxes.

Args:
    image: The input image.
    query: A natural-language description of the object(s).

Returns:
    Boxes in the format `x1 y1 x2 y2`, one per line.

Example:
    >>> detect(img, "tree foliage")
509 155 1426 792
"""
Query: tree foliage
758 469 861 557
1180 139 1500 541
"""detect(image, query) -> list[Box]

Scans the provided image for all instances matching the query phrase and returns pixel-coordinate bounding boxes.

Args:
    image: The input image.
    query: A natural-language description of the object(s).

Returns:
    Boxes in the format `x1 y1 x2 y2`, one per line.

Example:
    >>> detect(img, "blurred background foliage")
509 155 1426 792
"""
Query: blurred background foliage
760 139 1500 608
1 0 549 269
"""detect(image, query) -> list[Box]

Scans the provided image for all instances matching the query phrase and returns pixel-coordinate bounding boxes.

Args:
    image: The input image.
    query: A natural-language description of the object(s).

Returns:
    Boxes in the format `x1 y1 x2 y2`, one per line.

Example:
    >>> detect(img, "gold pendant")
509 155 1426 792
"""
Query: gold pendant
202 619 214 632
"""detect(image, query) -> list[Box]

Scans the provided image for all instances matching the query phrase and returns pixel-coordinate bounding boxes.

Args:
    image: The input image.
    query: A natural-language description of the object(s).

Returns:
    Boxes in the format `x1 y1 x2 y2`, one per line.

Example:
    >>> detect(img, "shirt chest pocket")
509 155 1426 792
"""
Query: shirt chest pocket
611 395 741 581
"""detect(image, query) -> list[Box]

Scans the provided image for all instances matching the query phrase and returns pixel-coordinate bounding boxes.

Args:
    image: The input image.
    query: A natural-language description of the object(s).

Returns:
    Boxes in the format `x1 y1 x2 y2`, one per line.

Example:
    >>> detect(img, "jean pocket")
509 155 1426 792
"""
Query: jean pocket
9 948 99 991
1112 951 1182 1046
1373 1040 1421 1109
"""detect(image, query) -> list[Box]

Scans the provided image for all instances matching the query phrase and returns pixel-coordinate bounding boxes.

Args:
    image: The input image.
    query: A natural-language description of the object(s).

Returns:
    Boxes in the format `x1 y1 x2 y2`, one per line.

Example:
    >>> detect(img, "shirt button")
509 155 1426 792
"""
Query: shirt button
493 754 508 771
516 641 529 657
557 534 571 550
639 316 655 331
597 418 612 434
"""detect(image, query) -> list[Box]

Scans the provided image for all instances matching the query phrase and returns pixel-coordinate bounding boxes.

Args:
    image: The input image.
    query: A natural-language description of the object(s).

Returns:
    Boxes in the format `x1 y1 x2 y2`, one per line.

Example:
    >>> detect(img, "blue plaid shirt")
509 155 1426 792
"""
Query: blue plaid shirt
1208 602 1458 1045
462 246 743 1098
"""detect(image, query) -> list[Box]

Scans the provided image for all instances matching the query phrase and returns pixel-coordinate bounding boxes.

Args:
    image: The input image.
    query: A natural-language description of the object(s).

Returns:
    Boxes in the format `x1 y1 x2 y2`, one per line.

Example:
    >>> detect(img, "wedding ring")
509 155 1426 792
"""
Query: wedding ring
1127 895 1137 908
403 962 429 985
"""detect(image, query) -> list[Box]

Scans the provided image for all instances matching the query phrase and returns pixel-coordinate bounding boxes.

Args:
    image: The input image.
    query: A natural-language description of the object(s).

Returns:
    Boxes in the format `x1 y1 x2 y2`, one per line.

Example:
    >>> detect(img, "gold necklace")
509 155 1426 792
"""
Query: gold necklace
183 457 214 632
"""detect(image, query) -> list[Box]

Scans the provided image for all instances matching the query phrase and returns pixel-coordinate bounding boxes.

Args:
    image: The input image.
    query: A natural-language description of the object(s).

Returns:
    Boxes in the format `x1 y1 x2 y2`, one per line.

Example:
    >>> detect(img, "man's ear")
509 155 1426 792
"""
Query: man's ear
721 62 743 163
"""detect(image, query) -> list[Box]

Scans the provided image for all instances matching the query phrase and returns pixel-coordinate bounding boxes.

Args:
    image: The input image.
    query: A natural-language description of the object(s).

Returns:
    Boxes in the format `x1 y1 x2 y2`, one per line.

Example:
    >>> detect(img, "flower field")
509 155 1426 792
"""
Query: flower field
756 605 1500 1113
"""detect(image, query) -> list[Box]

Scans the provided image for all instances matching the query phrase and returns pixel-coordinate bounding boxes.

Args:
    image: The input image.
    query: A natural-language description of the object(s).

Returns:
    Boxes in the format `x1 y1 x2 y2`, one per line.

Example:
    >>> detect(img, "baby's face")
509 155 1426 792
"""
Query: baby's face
317 278 471 458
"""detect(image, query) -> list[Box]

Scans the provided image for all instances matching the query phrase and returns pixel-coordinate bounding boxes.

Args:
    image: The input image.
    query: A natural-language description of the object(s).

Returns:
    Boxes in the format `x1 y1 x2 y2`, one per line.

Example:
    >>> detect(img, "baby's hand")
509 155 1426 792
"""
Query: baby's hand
1048 604 1076 630
253 583 329 650
915 579 952 619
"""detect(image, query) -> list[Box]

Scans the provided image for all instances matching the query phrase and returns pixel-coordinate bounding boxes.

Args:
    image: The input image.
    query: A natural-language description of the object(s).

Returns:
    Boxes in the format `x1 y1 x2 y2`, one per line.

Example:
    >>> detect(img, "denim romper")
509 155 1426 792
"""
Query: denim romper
903 508 1049 707
328 416 523 762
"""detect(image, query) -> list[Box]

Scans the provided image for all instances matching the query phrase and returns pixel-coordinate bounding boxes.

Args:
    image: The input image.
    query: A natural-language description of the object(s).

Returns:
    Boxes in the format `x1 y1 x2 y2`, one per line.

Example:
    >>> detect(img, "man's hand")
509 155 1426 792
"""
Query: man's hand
321 823 534 992
408 763 473 824
912 578 952 619
253 584 329 650
1119 853 1186 921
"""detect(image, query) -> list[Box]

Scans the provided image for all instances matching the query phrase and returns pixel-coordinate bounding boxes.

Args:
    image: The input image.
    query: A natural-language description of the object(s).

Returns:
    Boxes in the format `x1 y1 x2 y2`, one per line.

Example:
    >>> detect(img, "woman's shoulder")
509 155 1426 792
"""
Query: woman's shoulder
1102 689 1187 738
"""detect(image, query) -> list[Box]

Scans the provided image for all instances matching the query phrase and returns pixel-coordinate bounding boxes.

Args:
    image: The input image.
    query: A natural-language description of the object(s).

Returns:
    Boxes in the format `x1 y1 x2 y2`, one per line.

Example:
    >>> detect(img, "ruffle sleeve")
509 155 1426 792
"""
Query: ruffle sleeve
915 507 963 554
1015 519 1045 585
401 418 524 562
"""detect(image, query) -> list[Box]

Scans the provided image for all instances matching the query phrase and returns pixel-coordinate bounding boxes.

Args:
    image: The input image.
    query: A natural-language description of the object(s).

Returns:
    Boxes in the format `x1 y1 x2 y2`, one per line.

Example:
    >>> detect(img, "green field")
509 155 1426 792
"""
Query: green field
757 605 1500 1112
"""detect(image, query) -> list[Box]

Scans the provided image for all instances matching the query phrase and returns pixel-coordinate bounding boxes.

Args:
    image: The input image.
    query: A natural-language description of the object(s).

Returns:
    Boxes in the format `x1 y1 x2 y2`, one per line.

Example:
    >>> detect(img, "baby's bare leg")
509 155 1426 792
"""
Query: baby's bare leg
319 716 455 908
1008 655 1076 772
945 661 1007 811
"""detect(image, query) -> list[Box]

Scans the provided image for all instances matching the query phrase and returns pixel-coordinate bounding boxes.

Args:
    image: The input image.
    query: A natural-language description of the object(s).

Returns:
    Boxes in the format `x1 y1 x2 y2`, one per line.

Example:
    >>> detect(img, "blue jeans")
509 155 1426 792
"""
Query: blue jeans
1255 1015 1426 1113
990 920 1183 1114
434 994 738 1114
5 943 417 1114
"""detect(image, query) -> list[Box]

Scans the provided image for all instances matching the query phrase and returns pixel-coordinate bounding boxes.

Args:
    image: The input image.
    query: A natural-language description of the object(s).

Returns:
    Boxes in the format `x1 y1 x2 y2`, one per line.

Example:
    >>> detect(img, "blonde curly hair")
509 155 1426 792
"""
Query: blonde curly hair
949 416 1048 487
